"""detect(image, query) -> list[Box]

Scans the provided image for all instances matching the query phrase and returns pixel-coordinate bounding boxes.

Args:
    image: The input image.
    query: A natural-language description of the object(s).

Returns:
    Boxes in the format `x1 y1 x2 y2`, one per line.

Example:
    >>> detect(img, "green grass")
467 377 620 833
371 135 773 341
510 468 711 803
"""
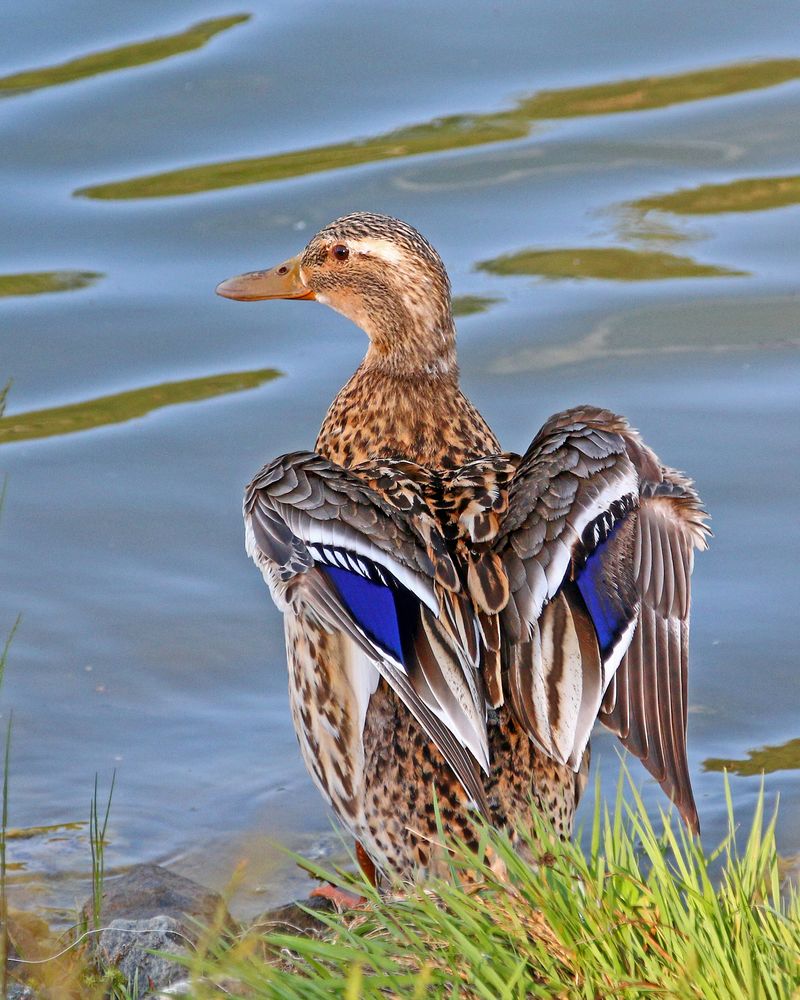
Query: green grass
89 772 115 932
183 778 800 999
0 713 12 1000
1 392 8 996
0 616 20 695
0 387 17 998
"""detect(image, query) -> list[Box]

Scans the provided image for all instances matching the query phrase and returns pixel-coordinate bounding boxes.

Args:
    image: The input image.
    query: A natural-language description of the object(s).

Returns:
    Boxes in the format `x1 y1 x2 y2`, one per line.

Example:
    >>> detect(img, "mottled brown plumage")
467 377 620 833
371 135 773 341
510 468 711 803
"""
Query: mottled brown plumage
219 212 710 883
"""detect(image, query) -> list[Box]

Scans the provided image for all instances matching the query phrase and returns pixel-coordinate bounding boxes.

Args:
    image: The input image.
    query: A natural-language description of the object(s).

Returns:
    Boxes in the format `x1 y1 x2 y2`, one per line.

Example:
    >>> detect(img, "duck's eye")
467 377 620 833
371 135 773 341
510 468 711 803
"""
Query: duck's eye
331 244 349 262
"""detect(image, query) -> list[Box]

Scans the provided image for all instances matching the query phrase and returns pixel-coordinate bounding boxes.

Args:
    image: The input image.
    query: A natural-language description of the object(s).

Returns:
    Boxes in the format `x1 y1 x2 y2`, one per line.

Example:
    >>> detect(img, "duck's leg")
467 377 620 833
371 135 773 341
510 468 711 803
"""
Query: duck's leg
355 839 377 886
309 882 366 908
309 840 375 909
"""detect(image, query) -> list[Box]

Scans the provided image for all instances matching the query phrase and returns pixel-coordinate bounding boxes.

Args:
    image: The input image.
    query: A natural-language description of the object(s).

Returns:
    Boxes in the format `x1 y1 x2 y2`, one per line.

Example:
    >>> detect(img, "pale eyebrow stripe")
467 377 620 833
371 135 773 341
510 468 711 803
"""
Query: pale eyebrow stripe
348 238 406 265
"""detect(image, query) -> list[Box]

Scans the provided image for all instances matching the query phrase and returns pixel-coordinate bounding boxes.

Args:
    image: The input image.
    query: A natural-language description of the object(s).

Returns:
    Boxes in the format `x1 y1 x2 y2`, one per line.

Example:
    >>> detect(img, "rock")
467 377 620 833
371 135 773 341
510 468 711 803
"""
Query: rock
780 852 800 890
79 864 341 995
82 863 235 932
6 983 36 1000
250 895 335 937
81 863 236 999
91 916 190 999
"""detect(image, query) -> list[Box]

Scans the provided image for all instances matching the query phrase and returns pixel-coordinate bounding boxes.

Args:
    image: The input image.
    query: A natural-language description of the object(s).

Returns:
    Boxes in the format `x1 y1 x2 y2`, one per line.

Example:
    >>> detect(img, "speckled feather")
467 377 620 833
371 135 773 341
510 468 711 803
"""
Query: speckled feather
235 212 710 879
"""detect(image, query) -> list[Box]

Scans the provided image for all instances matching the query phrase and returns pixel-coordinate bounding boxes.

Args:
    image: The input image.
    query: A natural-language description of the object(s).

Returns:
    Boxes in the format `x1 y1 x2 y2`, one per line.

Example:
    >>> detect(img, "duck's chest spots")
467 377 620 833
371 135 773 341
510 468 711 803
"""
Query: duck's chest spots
316 371 499 467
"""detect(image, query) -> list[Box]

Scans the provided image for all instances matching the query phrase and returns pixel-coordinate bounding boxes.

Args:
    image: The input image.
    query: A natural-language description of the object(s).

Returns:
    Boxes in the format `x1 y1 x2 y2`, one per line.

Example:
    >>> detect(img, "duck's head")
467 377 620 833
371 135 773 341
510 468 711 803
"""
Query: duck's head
217 212 457 376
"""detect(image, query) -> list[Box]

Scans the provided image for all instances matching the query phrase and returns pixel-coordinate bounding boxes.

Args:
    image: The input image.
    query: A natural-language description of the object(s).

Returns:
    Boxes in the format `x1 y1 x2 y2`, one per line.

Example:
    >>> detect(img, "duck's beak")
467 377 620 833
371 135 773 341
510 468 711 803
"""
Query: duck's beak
215 254 315 301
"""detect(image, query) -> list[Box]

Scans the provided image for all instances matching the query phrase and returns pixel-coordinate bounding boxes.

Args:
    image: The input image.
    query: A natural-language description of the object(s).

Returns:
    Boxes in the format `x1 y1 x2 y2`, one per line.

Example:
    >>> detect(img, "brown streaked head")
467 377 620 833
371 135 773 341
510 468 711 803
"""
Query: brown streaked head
217 212 458 375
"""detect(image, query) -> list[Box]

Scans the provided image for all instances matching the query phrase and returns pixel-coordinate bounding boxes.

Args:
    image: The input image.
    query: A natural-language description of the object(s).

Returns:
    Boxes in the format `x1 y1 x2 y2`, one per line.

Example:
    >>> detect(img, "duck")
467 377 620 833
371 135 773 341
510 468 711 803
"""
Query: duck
216 212 709 891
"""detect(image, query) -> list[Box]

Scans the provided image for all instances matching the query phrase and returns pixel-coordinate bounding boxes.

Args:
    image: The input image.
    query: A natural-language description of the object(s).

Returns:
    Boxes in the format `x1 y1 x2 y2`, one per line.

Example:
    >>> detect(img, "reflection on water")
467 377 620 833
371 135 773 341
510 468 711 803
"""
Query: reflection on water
451 294 501 317
0 369 281 445
0 15 248 96
704 738 800 776
600 297 800 350
521 58 800 119
0 271 102 298
5 821 87 874
628 174 800 217
476 246 744 281
76 114 530 200
492 295 800 373
7 820 84 841
75 58 800 200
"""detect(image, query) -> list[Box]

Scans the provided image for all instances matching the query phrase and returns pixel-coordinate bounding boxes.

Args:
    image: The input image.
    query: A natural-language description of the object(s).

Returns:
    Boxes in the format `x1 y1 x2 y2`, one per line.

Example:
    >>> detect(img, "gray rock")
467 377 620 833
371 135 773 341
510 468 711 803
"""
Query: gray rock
83 863 235 933
6 984 36 1000
82 863 236 998
93 915 188 998
251 895 335 937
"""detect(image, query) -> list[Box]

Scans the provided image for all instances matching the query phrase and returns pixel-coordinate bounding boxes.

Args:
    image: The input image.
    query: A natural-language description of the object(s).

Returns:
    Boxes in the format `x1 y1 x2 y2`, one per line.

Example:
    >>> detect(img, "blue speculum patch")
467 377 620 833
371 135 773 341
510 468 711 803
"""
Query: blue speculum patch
324 564 405 662
576 520 626 653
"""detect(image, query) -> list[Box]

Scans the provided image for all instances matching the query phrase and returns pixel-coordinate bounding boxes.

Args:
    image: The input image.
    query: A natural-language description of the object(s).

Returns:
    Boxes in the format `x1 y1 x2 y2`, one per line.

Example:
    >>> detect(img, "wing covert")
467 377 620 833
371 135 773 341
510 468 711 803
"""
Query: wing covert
491 408 641 768
244 452 491 811
490 408 709 830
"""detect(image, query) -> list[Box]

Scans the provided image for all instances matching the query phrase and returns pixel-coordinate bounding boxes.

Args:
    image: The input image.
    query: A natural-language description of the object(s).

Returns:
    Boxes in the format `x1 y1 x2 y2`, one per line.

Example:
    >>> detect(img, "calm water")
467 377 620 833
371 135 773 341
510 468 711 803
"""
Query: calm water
1 1 799 923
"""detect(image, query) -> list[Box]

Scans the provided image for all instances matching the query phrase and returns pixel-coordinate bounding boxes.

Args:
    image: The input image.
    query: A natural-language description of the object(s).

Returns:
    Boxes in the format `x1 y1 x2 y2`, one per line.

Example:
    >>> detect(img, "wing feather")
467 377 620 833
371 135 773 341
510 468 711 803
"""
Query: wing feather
493 409 708 831
493 409 640 757
299 569 489 812
599 441 710 833
246 412 708 834
244 452 490 813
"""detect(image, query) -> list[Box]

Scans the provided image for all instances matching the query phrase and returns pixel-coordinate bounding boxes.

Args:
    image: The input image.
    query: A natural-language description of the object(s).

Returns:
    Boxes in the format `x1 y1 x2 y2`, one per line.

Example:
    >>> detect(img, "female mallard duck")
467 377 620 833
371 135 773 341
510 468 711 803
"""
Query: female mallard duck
217 212 709 885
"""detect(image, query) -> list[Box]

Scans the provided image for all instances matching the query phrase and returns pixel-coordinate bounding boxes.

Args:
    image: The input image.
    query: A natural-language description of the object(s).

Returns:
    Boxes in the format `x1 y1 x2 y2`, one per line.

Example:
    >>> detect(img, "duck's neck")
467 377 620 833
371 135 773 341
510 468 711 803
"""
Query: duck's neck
315 361 499 470
327 287 459 379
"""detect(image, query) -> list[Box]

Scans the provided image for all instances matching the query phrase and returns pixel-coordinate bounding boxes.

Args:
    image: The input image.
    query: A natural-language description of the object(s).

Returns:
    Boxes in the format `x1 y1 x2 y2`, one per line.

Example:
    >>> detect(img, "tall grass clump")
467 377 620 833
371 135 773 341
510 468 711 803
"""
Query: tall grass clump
0 706 12 1000
185 774 800 1000
0 384 21 997
89 770 116 931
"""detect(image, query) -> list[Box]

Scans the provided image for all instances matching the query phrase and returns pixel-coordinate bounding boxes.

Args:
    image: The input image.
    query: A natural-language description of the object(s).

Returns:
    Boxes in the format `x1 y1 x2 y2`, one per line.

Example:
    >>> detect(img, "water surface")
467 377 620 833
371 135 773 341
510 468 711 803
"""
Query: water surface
1 0 799 923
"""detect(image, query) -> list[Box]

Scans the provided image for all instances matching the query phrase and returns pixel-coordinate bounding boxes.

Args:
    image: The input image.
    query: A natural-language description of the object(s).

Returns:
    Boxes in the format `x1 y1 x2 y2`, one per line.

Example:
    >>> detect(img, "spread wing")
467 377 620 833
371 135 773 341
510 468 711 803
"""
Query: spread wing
245 410 708 830
243 452 490 812
490 408 641 770
490 407 709 831
598 435 710 833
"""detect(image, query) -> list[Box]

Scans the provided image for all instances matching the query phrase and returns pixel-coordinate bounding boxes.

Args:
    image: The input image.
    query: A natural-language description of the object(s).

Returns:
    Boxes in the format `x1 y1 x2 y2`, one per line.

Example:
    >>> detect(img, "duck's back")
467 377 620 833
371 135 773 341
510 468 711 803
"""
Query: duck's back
302 368 586 876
